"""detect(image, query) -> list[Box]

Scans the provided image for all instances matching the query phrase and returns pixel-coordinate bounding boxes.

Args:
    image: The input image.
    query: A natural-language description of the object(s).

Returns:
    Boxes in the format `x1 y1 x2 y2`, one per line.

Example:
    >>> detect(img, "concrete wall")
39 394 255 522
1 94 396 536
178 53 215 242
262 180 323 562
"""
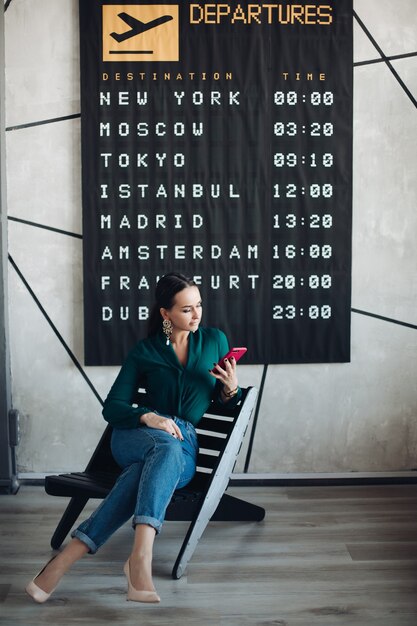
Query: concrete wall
4 0 417 475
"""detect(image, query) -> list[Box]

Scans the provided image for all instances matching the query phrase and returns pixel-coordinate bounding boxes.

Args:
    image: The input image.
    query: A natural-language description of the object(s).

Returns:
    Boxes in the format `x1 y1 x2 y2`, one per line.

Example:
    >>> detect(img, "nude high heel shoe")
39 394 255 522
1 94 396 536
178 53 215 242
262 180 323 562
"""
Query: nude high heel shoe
25 556 58 603
123 559 161 603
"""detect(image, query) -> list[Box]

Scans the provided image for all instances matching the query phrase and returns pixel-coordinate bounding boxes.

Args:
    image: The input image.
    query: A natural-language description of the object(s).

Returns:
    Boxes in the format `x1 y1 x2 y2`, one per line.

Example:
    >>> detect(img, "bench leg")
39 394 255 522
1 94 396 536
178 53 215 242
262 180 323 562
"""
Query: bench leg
171 493 265 579
211 493 265 522
50 496 89 550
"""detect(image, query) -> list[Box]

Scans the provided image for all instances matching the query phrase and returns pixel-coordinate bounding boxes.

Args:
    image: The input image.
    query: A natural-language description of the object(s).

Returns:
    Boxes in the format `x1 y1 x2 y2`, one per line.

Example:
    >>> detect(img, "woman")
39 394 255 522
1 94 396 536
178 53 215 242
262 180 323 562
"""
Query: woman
26 272 242 604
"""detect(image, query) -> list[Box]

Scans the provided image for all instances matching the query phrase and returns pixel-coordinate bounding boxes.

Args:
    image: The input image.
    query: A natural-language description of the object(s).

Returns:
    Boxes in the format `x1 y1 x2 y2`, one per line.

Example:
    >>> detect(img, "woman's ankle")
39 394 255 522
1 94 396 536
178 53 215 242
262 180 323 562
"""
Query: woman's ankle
34 557 63 593
34 540 88 591
128 554 155 591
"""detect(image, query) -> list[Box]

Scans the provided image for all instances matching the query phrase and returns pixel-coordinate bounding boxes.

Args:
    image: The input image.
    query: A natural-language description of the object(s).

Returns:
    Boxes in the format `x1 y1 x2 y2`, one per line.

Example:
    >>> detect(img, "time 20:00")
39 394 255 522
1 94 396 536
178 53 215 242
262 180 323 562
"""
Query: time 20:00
273 305 332 320
273 275 332 289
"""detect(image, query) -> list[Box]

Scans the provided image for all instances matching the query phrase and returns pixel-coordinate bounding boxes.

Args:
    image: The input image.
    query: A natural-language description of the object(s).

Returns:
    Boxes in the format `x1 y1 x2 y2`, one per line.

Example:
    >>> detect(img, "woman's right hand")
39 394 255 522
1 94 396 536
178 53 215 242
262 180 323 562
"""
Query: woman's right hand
140 412 184 440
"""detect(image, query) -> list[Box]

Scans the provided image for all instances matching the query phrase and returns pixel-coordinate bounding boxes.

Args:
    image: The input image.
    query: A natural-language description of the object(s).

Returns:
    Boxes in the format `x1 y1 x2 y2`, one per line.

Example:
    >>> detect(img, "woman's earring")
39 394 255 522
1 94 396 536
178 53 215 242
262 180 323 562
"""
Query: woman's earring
162 319 173 345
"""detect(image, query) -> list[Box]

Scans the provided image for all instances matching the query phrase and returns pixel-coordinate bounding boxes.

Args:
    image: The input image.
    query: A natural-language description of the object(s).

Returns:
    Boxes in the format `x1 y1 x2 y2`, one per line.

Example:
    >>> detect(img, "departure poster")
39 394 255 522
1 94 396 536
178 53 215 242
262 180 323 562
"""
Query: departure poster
79 1 353 365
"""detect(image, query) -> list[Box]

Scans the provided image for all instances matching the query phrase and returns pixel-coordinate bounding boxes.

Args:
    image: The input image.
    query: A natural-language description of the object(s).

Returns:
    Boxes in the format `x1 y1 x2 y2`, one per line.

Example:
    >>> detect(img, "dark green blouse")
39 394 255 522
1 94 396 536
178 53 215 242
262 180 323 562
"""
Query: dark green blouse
102 327 242 429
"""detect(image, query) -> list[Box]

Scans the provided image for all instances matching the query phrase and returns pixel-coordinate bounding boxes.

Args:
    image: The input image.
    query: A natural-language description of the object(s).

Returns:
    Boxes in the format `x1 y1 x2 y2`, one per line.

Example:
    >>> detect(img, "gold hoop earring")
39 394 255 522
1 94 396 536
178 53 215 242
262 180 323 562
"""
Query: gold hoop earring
162 319 173 345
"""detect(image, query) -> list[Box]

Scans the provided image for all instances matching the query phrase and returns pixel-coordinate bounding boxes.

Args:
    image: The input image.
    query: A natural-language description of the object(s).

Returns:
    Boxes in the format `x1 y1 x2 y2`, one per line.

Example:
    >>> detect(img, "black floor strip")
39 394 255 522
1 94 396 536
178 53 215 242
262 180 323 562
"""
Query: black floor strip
243 364 268 473
352 308 417 330
355 51 417 67
6 113 81 132
353 11 417 109
230 475 417 486
8 216 82 239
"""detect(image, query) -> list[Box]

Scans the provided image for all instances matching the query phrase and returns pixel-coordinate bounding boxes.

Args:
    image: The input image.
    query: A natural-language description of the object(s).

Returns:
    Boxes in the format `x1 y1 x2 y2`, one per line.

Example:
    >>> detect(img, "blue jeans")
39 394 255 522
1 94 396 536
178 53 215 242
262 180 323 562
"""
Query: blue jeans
71 416 198 553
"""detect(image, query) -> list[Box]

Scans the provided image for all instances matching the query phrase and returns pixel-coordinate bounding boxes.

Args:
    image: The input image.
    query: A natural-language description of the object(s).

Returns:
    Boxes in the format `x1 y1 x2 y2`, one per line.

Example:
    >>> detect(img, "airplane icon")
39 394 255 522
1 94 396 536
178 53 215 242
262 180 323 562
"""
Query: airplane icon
110 12 174 43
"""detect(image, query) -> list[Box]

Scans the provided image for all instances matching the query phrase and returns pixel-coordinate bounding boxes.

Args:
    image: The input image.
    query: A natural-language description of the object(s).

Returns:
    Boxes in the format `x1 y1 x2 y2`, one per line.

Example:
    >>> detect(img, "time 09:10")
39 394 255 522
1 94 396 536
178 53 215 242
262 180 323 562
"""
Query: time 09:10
274 153 333 167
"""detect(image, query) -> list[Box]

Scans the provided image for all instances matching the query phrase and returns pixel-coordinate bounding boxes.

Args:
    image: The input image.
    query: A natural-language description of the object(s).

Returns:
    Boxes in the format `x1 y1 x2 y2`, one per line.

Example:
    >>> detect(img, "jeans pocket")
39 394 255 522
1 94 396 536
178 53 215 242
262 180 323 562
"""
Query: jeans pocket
187 427 199 457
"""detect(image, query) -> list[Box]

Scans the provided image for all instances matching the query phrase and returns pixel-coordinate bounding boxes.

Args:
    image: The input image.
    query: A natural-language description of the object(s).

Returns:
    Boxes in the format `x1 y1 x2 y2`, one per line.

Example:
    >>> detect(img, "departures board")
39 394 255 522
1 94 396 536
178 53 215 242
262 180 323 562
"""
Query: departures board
80 1 353 365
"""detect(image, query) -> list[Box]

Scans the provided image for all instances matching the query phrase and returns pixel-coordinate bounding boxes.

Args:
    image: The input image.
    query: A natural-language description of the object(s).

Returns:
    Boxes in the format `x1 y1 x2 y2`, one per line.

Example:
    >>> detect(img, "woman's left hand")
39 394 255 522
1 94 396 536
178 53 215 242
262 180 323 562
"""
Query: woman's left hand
210 357 239 397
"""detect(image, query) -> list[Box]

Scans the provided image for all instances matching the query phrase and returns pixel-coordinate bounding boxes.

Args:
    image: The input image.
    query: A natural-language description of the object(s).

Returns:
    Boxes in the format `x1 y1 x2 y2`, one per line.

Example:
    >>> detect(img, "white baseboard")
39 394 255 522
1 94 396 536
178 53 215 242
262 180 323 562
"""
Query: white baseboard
230 471 417 485
17 470 417 485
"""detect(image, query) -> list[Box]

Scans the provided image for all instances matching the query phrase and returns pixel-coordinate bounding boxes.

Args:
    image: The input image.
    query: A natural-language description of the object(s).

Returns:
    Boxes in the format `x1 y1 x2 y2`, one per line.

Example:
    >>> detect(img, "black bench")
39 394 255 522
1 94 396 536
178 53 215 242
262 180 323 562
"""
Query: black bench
45 386 265 579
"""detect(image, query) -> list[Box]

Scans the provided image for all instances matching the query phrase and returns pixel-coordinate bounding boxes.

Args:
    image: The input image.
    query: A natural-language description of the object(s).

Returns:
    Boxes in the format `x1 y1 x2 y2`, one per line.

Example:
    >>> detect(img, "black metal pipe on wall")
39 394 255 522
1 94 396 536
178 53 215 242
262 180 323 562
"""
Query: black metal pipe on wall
0 2 19 494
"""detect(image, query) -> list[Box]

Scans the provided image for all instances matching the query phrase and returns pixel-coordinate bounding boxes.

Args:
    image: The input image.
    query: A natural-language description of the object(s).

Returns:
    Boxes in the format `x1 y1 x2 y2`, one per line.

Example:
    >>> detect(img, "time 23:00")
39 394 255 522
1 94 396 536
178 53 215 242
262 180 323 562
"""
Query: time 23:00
273 305 332 320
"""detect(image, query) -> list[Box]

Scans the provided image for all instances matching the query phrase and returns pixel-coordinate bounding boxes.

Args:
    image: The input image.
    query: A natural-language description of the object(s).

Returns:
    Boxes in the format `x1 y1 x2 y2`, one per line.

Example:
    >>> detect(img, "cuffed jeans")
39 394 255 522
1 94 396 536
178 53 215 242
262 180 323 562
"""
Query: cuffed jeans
71 416 198 553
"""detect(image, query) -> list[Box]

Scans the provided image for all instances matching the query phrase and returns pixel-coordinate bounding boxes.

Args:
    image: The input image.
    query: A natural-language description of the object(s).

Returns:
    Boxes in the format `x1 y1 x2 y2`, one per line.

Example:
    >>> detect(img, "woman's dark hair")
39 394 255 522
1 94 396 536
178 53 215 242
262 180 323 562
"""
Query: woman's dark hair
147 272 197 337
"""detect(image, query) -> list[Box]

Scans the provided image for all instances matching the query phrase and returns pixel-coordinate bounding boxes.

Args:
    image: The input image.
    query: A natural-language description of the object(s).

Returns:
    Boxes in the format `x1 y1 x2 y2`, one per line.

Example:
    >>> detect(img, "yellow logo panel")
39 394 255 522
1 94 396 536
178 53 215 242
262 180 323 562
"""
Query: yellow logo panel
103 5 179 62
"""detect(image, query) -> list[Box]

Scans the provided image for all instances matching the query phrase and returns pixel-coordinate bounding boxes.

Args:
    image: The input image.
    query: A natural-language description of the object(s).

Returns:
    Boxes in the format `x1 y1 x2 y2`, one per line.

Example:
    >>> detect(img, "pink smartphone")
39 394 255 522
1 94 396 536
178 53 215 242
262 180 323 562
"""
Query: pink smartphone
216 347 247 370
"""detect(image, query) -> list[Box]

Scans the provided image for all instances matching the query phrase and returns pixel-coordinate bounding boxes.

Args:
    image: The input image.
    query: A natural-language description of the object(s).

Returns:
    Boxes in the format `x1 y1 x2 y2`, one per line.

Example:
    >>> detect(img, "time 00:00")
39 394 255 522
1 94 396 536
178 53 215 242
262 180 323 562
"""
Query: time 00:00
273 305 332 320
274 91 334 106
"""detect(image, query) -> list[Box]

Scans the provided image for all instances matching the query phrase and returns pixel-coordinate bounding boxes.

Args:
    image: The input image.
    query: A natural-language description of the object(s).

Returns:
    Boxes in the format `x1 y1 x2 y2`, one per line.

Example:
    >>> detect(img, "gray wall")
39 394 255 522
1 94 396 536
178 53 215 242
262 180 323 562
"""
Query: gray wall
4 0 417 475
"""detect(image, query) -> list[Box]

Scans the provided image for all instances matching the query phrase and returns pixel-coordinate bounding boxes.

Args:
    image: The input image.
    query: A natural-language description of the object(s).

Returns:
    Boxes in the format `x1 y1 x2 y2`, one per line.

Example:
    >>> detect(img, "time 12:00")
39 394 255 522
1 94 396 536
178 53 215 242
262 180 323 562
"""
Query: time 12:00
273 183 333 198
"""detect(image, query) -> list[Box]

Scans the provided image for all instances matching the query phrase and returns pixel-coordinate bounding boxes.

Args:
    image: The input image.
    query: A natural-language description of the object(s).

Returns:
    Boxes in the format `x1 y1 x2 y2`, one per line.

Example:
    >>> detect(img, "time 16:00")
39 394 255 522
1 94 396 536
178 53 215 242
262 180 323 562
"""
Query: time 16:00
273 244 332 259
